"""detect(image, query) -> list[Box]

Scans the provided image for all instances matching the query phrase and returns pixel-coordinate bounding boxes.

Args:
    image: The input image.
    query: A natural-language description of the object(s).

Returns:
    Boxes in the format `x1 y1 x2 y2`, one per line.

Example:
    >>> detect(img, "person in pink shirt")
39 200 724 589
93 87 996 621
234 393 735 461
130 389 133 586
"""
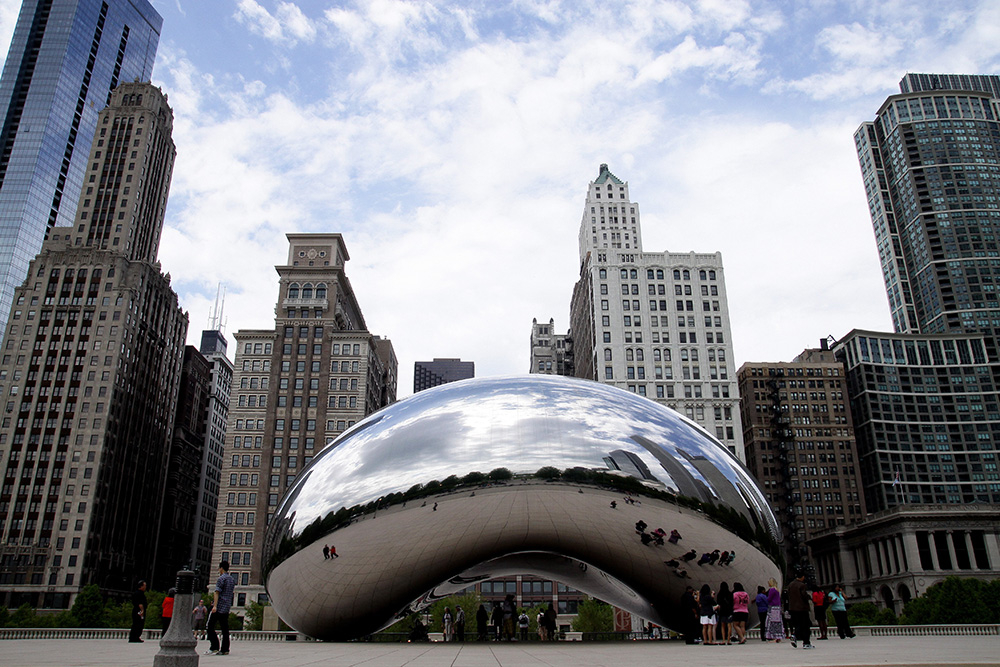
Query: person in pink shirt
731 582 750 644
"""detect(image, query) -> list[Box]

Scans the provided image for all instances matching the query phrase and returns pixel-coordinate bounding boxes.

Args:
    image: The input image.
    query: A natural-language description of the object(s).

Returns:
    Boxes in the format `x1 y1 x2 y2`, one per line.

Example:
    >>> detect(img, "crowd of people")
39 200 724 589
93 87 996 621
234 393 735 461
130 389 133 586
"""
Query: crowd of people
679 571 856 648
435 595 560 642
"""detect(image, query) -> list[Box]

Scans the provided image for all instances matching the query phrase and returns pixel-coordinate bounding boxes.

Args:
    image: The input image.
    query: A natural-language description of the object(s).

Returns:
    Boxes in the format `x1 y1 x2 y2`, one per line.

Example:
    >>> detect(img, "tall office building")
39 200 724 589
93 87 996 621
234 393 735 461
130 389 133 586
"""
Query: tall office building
563 164 743 459
0 82 186 607
413 357 474 393
855 73 1000 340
737 344 866 565
211 234 396 610
0 0 161 335
191 326 231 583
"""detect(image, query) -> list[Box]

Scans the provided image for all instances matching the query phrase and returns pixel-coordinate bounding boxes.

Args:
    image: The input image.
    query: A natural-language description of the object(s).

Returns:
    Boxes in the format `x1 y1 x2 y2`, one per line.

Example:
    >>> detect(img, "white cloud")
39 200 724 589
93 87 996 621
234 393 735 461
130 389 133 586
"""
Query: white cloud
234 0 316 46
139 0 991 396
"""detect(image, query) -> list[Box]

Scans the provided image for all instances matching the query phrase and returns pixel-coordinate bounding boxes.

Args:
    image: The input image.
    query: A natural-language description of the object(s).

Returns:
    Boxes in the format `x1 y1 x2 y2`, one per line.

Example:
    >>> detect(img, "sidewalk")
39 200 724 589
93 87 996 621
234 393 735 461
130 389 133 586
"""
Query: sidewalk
2 635 999 667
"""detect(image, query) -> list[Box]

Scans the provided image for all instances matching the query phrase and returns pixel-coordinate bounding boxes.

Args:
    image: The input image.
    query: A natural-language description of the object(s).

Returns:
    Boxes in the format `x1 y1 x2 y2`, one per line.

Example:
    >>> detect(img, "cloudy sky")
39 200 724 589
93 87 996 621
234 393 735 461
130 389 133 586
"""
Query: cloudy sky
2 1 1000 396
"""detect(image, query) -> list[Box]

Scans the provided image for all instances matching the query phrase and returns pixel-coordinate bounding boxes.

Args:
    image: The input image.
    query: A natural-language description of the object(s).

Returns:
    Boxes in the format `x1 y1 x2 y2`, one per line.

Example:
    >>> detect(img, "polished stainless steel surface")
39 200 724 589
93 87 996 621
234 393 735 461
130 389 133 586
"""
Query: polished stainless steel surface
264 375 781 640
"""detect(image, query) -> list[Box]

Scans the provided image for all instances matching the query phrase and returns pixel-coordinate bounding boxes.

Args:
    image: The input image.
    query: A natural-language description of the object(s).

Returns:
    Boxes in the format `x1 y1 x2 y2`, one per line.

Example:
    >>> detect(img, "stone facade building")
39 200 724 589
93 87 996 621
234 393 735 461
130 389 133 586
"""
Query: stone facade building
529 318 573 376
0 83 187 606
546 165 743 459
211 234 397 609
737 345 866 565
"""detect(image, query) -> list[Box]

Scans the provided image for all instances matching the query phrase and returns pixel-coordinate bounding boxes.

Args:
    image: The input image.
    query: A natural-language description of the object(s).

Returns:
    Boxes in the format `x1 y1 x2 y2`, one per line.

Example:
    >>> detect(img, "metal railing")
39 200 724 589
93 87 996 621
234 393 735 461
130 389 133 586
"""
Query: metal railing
0 628 303 641
2 624 997 641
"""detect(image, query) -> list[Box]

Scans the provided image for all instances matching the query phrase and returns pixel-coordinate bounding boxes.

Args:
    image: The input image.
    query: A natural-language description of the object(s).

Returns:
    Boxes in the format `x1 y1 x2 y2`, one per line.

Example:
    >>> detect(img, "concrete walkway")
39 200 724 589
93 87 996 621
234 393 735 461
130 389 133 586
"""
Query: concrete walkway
2 636 999 667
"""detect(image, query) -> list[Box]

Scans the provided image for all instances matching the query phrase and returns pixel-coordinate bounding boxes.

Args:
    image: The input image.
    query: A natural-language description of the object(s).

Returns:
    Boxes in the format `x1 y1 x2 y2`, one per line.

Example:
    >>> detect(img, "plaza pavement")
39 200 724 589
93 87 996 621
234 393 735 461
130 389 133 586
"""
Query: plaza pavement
2 635 999 667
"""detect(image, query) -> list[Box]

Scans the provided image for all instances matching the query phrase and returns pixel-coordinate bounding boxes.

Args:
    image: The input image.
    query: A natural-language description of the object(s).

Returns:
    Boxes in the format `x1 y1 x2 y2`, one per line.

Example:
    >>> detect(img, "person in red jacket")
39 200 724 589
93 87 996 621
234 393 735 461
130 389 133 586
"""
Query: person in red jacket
161 588 175 633
812 587 829 639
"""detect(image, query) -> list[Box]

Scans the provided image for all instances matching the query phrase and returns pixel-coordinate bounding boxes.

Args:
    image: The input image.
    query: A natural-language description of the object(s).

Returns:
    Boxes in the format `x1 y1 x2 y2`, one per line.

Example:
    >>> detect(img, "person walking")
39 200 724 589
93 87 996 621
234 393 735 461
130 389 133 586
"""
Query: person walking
812 586 829 640
128 581 147 643
161 588 175 633
765 578 784 642
828 584 855 639
699 584 718 645
788 570 814 649
205 560 236 656
717 581 734 645
732 582 750 644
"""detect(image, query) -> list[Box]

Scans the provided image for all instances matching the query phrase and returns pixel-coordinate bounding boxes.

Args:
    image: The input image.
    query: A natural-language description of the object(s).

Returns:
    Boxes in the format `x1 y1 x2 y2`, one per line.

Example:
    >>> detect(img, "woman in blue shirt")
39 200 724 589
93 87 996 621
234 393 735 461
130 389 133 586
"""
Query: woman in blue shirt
827 584 856 639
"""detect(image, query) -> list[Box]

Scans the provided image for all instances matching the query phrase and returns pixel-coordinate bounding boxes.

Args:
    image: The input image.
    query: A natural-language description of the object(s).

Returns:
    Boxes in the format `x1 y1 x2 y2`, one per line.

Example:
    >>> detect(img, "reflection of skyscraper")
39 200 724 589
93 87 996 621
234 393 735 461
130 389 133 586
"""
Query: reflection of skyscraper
630 436 710 502
603 449 656 481
0 0 162 334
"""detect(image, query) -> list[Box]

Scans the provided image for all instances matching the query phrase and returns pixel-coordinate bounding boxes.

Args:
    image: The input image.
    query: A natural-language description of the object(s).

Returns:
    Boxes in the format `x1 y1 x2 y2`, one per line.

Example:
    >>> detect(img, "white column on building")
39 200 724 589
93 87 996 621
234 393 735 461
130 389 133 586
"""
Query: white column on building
927 533 940 571
945 530 958 571
901 531 920 572
962 530 976 569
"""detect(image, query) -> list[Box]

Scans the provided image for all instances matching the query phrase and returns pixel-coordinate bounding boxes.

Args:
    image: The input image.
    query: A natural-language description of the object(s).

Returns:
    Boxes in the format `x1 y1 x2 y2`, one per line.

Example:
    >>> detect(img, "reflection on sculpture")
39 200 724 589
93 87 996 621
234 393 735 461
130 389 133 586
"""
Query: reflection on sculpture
264 375 781 640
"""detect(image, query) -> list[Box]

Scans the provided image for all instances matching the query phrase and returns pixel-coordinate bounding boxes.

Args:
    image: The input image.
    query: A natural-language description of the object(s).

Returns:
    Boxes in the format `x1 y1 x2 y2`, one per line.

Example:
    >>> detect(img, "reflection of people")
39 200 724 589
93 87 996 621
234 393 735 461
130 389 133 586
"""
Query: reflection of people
323 544 330 559
128 581 147 643
330 545 339 558
206 560 235 656
408 616 429 642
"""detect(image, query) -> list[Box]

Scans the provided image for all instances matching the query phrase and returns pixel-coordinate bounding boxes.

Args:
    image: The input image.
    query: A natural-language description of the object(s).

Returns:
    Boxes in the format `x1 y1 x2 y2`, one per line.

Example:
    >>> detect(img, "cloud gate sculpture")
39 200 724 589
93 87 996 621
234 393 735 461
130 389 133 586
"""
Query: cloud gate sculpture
263 375 782 640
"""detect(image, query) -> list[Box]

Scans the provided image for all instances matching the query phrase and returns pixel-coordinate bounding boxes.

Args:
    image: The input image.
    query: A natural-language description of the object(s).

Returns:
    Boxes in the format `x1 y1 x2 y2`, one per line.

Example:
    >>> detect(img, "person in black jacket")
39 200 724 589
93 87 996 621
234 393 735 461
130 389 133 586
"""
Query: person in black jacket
476 604 489 641
128 581 147 643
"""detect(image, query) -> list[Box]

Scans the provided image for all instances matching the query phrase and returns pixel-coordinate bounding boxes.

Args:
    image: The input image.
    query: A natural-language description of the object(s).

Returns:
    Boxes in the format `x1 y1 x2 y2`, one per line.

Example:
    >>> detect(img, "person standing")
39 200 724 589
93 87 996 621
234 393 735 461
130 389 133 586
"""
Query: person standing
812 586 829 640
765 578 784 642
732 582 750 644
442 606 454 641
828 584 855 639
543 604 557 641
161 588 175 633
476 604 489 641
788 570 814 649
128 581 147 643
192 599 208 639
699 584 718 645
455 605 466 642
681 585 700 644
503 594 517 640
754 585 769 642
206 560 236 656
717 581 734 645
518 611 529 641
491 602 503 641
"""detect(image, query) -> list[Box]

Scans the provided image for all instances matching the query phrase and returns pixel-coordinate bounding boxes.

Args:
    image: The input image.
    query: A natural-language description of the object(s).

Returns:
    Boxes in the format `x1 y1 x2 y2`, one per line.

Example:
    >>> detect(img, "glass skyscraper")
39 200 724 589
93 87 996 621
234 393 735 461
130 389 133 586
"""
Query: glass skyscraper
0 0 161 335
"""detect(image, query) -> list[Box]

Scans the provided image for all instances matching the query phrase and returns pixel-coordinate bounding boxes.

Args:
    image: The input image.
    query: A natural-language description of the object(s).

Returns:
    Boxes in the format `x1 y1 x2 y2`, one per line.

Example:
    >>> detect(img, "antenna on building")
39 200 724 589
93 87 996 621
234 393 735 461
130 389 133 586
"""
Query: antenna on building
208 283 227 333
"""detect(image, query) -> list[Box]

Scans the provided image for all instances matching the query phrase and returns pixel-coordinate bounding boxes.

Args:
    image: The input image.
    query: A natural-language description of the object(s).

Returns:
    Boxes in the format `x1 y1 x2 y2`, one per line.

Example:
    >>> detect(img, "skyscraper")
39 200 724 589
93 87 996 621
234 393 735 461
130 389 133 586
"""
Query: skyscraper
0 82 186 608
0 0 161 336
563 164 743 459
855 73 1000 340
413 357 474 393
211 234 397 610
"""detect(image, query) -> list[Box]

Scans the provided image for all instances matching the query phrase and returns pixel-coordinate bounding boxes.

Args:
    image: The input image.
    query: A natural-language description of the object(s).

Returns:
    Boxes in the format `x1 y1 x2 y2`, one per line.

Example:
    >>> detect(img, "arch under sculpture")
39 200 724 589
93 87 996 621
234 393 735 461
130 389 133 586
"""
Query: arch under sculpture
263 375 782 640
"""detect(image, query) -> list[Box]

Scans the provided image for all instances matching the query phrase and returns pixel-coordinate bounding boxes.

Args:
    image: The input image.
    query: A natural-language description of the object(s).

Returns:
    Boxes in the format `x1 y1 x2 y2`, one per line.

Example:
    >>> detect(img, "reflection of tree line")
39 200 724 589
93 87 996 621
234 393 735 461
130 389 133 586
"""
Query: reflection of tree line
264 466 784 579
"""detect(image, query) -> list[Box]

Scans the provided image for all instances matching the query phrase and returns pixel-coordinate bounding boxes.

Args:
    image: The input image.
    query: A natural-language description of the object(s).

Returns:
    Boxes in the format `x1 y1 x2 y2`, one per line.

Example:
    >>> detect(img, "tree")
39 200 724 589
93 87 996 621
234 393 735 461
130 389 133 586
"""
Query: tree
900 576 997 625
488 468 513 482
72 584 106 627
534 467 561 480
244 600 267 631
847 601 879 626
0 604 10 628
571 599 613 633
